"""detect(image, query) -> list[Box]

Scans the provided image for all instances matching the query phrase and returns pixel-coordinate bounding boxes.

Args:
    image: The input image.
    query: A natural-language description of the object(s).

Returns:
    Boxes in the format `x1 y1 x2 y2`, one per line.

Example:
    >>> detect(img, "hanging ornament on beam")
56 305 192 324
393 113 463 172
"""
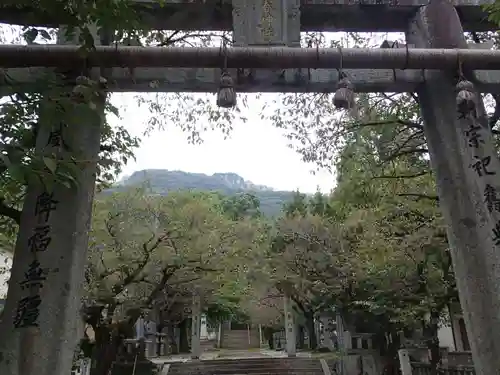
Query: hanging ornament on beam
456 79 477 118
333 74 355 110
455 59 477 118
216 41 236 108
333 47 355 110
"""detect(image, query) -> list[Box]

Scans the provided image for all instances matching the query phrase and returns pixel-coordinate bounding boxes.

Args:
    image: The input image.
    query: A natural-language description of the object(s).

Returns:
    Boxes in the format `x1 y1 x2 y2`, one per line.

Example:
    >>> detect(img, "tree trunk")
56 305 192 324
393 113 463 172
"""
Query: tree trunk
167 324 179 354
89 314 135 375
178 319 189 353
297 326 305 349
376 330 400 375
263 327 274 349
90 325 117 375
268 335 275 350
305 312 318 350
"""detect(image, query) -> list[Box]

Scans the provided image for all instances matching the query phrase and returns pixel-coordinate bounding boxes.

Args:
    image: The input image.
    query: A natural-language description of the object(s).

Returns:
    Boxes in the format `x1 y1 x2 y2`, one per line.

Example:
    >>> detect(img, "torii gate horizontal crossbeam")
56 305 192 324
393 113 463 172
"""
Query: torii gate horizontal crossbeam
0 0 496 32
2 44 500 70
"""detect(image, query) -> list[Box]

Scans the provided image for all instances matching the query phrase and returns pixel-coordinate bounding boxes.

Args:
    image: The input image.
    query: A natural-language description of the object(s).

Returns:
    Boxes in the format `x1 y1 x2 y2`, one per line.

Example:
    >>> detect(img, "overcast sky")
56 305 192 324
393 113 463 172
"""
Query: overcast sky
112 93 336 193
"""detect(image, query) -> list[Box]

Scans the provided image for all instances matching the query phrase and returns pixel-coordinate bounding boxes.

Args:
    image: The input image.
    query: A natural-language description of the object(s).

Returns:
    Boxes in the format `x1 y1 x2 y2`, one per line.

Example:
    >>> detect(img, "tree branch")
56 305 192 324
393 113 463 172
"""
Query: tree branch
0 197 21 224
397 193 439 202
347 119 423 133
381 148 428 164
145 265 180 306
372 171 430 180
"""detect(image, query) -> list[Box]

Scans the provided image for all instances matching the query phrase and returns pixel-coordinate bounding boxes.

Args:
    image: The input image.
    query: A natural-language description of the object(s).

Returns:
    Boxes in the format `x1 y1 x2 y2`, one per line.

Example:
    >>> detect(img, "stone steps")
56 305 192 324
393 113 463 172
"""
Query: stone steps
201 339 217 351
167 358 325 375
222 330 260 349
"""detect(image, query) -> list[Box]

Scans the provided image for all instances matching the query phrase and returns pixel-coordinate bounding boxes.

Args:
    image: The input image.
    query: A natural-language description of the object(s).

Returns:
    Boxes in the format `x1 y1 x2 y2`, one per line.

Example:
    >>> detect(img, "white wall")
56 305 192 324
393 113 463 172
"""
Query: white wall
438 323 456 351
200 314 208 339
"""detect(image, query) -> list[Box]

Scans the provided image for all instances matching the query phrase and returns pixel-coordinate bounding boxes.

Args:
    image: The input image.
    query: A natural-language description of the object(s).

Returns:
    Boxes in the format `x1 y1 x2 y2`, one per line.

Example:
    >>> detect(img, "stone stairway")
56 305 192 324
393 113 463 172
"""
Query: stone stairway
201 338 217 352
167 357 325 375
222 329 260 349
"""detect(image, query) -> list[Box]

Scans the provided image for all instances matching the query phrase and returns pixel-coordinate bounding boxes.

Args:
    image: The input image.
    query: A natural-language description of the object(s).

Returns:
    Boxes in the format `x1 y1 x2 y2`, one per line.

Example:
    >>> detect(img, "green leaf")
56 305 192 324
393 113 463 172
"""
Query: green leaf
43 157 57 174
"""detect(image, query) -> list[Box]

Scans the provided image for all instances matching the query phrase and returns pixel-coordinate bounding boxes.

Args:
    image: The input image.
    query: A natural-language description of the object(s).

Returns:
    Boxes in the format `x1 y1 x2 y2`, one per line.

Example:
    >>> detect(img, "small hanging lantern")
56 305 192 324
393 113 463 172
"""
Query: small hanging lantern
333 75 355 110
456 79 477 118
216 41 237 108
455 57 477 119
217 71 236 108
71 75 93 103
333 47 355 110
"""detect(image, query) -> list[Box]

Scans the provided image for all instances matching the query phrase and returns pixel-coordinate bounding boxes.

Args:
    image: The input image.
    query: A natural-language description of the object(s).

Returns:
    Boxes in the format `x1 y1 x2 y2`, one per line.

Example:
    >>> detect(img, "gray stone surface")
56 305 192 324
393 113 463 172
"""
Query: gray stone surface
1 0 496 31
0 28 105 375
4 66 500 94
232 0 300 47
407 2 500 374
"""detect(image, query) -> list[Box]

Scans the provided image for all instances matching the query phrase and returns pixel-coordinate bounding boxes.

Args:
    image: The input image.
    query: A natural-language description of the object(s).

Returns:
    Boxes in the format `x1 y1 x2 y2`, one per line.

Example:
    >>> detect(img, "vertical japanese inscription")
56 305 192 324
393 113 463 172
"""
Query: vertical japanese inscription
463 118 500 251
14 191 58 328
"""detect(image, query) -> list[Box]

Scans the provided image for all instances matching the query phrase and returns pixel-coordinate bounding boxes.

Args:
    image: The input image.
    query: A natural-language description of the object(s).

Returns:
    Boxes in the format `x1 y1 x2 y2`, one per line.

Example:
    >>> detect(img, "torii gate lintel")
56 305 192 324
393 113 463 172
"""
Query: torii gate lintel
0 0 496 32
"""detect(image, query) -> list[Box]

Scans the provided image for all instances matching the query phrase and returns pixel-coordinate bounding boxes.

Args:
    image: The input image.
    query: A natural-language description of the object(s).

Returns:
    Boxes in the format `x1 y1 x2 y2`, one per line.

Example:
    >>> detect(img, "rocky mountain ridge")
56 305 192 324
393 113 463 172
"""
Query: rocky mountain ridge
112 169 294 216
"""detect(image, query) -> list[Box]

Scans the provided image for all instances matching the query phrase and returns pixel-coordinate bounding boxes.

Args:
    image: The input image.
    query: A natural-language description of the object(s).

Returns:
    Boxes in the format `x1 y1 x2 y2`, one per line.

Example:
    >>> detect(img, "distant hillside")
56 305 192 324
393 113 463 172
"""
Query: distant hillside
108 170 295 216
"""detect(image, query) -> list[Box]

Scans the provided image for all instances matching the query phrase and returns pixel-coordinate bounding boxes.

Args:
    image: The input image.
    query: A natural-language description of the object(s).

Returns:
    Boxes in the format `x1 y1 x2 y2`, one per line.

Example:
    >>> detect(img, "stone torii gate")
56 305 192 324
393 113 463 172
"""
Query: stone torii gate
1 1 500 375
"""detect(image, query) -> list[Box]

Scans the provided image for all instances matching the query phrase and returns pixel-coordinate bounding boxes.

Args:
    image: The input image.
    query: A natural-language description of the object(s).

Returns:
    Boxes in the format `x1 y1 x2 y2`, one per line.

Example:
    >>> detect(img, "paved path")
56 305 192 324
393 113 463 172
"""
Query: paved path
150 349 284 365
150 348 317 366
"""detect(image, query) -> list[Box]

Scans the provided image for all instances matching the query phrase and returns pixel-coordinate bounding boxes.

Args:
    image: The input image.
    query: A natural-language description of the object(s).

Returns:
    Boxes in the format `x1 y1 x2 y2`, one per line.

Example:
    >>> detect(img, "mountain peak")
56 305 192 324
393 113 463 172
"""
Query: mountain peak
112 169 293 216
124 170 274 192
211 172 273 191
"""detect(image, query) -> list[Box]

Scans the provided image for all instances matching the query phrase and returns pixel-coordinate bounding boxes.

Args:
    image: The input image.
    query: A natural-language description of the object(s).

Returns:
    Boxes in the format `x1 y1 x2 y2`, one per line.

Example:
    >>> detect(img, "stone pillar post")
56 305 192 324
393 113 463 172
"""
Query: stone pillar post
0 29 106 375
398 349 413 375
283 295 296 357
406 2 500 374
217 322 222 348
191 294 202 359
320 316 335 351
259 324 263 347
336 314 346 375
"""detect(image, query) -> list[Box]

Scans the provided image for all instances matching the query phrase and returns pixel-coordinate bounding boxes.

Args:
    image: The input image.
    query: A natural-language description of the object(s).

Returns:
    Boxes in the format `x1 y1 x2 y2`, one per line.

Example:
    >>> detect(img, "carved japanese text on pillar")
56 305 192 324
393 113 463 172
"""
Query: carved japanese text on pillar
14 190 58 328
47 123 69 151
462 109 500 247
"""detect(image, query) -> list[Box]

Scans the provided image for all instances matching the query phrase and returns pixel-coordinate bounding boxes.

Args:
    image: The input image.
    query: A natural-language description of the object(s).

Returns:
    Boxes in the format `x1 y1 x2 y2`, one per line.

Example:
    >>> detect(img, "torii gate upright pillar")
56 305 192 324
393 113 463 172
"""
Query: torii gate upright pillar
407 1 500 374
0 30 105 375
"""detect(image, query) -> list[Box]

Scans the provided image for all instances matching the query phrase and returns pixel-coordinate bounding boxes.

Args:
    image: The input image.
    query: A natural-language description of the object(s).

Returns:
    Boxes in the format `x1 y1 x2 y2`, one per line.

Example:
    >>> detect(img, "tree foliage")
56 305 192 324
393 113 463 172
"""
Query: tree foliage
81 188 266 374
